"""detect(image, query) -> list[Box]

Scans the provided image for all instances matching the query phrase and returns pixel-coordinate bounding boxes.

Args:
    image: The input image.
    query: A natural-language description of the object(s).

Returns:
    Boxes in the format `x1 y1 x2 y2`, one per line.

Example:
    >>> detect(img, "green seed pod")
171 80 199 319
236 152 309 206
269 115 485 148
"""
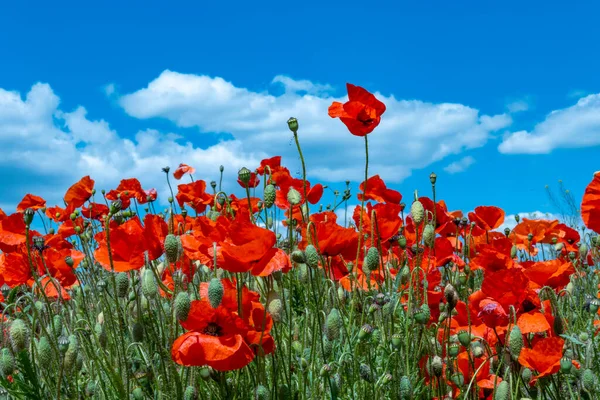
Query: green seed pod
508 325 523 359
398 235 407 249
521 367 532 383
411 200 424 225
449 343 460 358
208 278 224 308
363 246 379 273
305 244 320 269
132 387 144 400
457 330 471 347
267 291 283 322
399 376 412 399
37 336 53 365
358 324 373 341
0 348 14 378
580 243 589 259
199 366 212 381
10 318 29 352
337 286 347 304
560 357 572 374
287 188 301 206
494 380 509 400
423 224 435 248
184 386 198 400
391 333 402 349
141 269 158 299
164 234 181 264
326 308 342 341
266 216 273 229
399 264 410 284
582 369 596 391
579 332 589 342
320 364 331 377
450 373 464 387
414 304 431 325
359 363 373 383
115 272 130 298
264 184 276 209
291 249 306 264
174 292 191 321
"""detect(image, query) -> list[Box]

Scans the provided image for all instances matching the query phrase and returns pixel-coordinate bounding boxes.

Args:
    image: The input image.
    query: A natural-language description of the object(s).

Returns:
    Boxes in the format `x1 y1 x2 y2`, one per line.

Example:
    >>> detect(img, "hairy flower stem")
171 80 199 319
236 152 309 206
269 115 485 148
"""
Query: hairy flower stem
293 131 309 223
355 135 369 269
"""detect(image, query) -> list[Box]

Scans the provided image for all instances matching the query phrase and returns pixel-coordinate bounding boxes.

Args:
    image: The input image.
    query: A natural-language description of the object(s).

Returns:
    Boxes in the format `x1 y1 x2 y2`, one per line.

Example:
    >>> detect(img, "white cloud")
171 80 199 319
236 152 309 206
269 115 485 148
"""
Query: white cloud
506 99 529 113
497 211 562 233
119 70 512 184
498 93 600 154
103 83 116 97
443 156 475 174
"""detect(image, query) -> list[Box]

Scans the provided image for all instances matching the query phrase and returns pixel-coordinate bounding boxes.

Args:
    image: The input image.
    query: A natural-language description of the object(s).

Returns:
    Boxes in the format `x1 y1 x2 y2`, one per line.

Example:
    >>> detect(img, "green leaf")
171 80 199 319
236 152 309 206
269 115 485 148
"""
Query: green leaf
560 334 585 346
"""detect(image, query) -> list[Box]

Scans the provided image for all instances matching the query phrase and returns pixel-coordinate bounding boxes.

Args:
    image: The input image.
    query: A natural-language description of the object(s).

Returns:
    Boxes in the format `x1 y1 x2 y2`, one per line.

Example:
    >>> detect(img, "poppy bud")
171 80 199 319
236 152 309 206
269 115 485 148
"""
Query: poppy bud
414 304 431 325
579 243 588 259
10 318 29 352
430 356 443 377
132 388 144 400
267 291 283 322
359 363 374 383
326 308 342 341
183 387 198 400
554 316 567 335
503 227 511 237
162 166 170 173
320 364 331 377
363 246 379 273
208 278 224 309
521 367 532 383
199 366 212 381
141 269 158 299
423 224 435 248
582 369 596 390
304 245 319 268
399 376 412 399
238 167 251 185
132 321 144 342
37 336 53 365
515 215 520 223
291 249 306 264
115 272 130 298
444 284 459 312
411 200 425 225
110 199 122 214
287 117 299 133
508 325 523 359
494 380 509 400
24 208 35 226
450 373 464 387
429 172 437 185
287 188 301 206
164 234 181 264
0 348 14 378
458 272 467 286
175 292 191 321
263 184 276 209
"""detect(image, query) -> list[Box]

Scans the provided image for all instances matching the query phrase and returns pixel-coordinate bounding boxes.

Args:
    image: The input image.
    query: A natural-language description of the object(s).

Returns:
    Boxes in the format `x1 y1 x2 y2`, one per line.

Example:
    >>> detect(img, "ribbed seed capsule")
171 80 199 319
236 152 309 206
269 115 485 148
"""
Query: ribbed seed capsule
208 278 224 308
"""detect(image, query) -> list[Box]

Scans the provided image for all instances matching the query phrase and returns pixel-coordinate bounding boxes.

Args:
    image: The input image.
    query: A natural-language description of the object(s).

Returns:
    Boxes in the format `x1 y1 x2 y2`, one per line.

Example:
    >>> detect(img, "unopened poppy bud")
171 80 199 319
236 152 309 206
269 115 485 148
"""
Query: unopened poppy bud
494 380 509 400
287 117 299 133
184 386 198 400
199 366 212 381
414 304 431 325
515 215 520 223
510 245 517 258
503 227 511 237
132 388 144 400
554 316 567 335
429 172 437 185
527 233 533 241
304 244 319 268
208 278 224 308
508 325 523 359
110 199 122 214
411 200 425 225
24 208 35 226
444 284 459 311
267 291 283 322
164 234 181 264
291 249 306 264
37 336 53 365
359 363 374 382
423 224 435 248
582 369 596 390
589 299 600 313
0 348 14 378
162 166 170 173
263 184 276 208
10 318 29 352
358 324 373 341
287 188 301 206
175 292 191 321
579 243 589 259
521 367 532 383
141 269 158 299
399 376 412 399
363 246 379 273
238 167 252 185
430 356 443 377
326 308 342 341
115 272 129 298
458 272 467 286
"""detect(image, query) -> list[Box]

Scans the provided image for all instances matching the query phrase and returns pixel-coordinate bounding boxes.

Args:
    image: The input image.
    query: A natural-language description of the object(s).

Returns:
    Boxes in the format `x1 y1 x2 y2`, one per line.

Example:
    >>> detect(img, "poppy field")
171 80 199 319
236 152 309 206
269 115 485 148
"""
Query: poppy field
1 83 600 400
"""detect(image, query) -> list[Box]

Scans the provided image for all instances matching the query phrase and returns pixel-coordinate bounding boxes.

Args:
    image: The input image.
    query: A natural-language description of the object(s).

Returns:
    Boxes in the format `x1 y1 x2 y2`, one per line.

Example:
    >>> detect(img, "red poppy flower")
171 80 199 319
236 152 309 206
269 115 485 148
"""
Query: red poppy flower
352 202 402 246
256 156 282 176
518 337 564 380
304 212 358 259
176 180 213 214
36 276 71 300
0 249 31 286
105 178 149 209
582 172 600 233
328 83 386 136
41 246 83 288
173 163 196 180
64 176 95 208
16 194 46 212
522 259 574 290
481 268 529 312
0 213 40 253
46 204 76 223
468 206 505 232
477 299 509 329
94 217 147 272
237 172 260 189
250 248 291 277
517 311 551 335
143 214 169 262
357 175 402 204
172 300 255 371
81 202 110 220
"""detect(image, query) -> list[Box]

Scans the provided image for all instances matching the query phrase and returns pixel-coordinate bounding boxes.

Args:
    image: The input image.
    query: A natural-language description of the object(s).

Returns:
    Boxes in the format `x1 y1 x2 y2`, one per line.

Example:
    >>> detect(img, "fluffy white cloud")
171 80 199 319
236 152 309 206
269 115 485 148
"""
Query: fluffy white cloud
499 93 600 154
119 70 512 184
496 211 562 233
443 156 475 174
506 99 530 113
0 83 263 211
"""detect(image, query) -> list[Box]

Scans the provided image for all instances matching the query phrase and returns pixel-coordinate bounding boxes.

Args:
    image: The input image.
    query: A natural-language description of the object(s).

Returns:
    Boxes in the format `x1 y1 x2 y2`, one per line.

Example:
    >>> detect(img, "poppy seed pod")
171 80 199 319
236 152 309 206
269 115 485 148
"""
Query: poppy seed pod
359 324 373 341
264 184 276 208
508 325 523 359
291 249 306 264
184 386 198 400
10 318 29 352
430 356 443 377
164 234 181 264
110 199 122 214
391 333 402 349
287 117 299 133
0 348 14 378
305 244 319 269
64 255 74 268
326 308 342 341
363 246 379 273
444 284 459 312
398 235 407 249
494 380 509 400
411 200 425 225
24 208 35 226
238 167 251 185
429 172 437 185
175 292 191 321
208 278 224 309
320 364 331 377
414 304 431 325
115 272 130 298
267 291 283 322
141 269 158 299
560 357 572 374
287 188 302 206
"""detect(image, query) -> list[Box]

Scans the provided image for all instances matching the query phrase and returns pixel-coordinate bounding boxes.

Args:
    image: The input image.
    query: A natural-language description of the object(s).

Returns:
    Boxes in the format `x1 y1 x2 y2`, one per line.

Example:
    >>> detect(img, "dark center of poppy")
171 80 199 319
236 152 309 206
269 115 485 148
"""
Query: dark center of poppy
203 322 223 337
357 107 376 126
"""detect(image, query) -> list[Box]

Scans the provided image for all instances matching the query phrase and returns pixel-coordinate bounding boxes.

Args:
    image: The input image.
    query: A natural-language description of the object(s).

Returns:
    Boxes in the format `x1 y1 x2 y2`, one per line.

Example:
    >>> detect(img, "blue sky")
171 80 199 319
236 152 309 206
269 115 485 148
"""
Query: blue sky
1 1 599 222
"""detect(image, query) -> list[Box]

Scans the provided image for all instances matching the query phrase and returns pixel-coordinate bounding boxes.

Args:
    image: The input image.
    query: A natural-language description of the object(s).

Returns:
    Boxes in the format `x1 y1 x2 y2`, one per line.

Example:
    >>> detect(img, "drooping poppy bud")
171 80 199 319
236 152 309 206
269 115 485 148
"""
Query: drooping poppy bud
363 246 379 273
141 269 158 299
326 308 342 341
164 234 181 264
304 244 319 269
175 292 191 321
208 278 224 309
10 318 29 352
508 325 523 359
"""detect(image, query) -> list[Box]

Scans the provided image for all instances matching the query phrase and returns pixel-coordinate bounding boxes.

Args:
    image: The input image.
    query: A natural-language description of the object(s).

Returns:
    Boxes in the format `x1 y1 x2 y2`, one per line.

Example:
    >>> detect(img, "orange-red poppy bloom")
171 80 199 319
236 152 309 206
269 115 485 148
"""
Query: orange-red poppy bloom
176 180 214 214
64 176 95 208
328 83 386 136
581 172 600 233
518 337 564 381
256 156 283 176
94 217 148 272
106 178 153 209
143 214 169 262
357 175 402 204
173 163 196 180
517 311 551 335
16 194 46 212
468 206 505 232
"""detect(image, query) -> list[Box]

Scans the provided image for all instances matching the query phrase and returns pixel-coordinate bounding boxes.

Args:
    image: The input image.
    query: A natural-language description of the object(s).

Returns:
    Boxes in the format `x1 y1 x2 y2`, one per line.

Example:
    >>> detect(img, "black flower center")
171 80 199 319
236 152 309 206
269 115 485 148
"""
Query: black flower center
203 322 222 337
